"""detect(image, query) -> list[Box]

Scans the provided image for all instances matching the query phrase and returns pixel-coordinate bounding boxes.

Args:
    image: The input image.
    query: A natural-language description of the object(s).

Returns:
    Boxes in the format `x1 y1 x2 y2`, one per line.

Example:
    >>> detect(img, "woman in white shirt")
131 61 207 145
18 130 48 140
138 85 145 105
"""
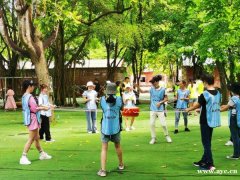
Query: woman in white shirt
122 84 136 131
82 81 98 133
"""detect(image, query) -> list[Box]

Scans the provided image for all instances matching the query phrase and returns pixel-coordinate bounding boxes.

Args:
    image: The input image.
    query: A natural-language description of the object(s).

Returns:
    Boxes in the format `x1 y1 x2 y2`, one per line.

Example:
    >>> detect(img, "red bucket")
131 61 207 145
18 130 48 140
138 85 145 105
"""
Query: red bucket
122 107 140 117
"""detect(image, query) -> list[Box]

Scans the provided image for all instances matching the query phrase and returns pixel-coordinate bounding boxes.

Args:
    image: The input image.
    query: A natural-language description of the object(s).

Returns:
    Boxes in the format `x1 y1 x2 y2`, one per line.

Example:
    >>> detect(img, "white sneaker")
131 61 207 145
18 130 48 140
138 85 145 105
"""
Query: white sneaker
19 156 31 165
149 138 156 144
225 140 233 146
118 164 125 170
88 131 92 134
166 135 172 143
39 152 52 160
125 127 130 131
130 126 135 130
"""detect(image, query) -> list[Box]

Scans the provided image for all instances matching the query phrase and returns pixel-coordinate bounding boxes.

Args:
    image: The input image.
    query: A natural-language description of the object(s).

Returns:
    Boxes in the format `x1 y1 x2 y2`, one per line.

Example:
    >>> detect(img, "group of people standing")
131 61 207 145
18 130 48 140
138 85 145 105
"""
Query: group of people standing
17 74 240 177
82 77 138 134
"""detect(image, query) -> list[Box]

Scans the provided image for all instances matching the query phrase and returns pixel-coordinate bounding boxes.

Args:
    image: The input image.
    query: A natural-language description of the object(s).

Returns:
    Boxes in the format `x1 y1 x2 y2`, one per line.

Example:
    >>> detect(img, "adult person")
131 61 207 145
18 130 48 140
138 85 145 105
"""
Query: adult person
5 86 17 110
39 84 55 142
186 74 221 170
221 82 240 159
20 80 52 165
115 81 123 97
97 83 124 177
138 75 172 144
174 80 190 134
187 79 198 116
82 81 98 133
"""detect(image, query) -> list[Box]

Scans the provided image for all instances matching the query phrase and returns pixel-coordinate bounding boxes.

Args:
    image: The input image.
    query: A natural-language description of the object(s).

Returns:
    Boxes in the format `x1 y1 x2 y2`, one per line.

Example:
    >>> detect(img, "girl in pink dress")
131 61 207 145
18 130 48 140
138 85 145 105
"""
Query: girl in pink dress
19 80 52 165
5 87 17 110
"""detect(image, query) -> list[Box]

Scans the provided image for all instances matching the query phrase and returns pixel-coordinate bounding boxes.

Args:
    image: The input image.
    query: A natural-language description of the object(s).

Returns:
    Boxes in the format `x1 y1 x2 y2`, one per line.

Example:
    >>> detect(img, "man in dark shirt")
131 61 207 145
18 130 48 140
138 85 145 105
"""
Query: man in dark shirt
186 74 221 170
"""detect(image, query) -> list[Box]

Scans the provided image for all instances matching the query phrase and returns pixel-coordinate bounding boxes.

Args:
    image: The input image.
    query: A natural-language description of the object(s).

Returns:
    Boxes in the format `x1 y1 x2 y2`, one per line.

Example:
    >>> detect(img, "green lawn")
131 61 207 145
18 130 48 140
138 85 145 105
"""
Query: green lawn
0 104 239 180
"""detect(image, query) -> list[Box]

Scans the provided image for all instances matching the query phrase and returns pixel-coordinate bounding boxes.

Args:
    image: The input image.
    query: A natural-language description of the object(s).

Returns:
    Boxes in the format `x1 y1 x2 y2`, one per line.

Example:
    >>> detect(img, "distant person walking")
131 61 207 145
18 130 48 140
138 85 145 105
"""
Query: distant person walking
20 80 52 165
5 86 17 110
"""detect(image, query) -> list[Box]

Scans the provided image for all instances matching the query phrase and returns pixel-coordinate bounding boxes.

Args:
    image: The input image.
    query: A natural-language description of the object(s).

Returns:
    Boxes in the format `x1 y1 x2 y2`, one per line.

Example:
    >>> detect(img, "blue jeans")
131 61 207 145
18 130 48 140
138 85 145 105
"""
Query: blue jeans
200 123 213 164
229 115 240 157
86 110 97 132
175 110 188 129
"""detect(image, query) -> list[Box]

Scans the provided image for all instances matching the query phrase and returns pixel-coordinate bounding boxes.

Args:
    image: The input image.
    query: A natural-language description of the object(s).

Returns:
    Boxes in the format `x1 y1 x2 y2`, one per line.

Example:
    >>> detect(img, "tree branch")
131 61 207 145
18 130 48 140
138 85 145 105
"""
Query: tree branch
66 32 90 67
43 24 59 49
80 6 132 26
0 10 30 58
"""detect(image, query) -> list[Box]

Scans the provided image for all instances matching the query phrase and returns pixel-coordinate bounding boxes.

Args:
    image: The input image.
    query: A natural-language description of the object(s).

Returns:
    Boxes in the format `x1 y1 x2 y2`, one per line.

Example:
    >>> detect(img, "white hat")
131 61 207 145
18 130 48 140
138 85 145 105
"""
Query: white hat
86 81 94 87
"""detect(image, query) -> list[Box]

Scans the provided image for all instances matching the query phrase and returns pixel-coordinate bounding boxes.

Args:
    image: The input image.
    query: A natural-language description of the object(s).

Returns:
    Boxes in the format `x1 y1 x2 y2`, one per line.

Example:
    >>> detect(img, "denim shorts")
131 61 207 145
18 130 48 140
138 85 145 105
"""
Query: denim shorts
101 132 121 143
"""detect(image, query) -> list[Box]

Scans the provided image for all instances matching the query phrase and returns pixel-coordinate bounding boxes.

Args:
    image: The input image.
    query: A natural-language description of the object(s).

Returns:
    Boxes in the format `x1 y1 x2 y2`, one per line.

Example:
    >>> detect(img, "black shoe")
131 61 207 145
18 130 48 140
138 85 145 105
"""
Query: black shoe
174 129 178 134
226 155 239 160
185 128 190 132
92 130 96 133
193 160 204 167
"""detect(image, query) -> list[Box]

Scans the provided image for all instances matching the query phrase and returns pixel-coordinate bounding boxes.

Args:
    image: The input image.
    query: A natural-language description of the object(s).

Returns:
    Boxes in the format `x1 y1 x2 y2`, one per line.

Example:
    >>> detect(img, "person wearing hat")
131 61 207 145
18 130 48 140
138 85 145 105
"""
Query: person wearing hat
122 84 137 131
20 80 52 165
97 83 124 177
82 81 99 133
221 82 240 160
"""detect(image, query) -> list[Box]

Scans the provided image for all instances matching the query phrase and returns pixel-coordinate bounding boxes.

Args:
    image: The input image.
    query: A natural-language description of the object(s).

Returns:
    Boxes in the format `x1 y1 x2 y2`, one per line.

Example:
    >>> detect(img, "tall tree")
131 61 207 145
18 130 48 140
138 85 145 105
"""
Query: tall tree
0 0 59 86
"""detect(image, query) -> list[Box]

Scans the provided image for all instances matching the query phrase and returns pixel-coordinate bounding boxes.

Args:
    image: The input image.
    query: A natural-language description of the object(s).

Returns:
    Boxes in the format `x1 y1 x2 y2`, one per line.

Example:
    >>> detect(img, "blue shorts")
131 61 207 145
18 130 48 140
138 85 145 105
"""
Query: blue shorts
101 132 121 143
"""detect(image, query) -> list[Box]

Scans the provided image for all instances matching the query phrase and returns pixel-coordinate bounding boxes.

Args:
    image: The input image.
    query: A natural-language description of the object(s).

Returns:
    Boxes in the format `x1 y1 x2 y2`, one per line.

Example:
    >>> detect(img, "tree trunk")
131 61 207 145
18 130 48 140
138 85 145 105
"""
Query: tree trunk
215 60 228 104
33 53 51 86
53 21 65 106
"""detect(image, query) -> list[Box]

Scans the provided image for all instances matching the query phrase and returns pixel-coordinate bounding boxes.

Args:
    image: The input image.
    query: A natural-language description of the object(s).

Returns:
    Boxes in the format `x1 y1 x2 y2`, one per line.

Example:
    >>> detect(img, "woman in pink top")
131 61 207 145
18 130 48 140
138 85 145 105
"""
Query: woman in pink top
5 87 17 110
19 80 52 165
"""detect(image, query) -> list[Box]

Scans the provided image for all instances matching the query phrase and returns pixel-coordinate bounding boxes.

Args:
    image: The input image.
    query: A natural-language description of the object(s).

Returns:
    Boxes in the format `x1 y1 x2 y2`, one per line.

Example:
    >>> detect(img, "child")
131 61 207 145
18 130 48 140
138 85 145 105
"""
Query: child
221 82 240 159
174 80 190 134
186 74 221 170
97 83 124 177
82 81 98 133
5 86 17 110
39 84 55 142
122 84 137 131
20 80 52 165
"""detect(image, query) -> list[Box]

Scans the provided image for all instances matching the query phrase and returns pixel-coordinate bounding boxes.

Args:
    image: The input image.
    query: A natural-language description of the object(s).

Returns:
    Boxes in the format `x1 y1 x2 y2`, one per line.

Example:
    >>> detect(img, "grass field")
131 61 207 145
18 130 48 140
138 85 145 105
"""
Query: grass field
0 104 239 180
